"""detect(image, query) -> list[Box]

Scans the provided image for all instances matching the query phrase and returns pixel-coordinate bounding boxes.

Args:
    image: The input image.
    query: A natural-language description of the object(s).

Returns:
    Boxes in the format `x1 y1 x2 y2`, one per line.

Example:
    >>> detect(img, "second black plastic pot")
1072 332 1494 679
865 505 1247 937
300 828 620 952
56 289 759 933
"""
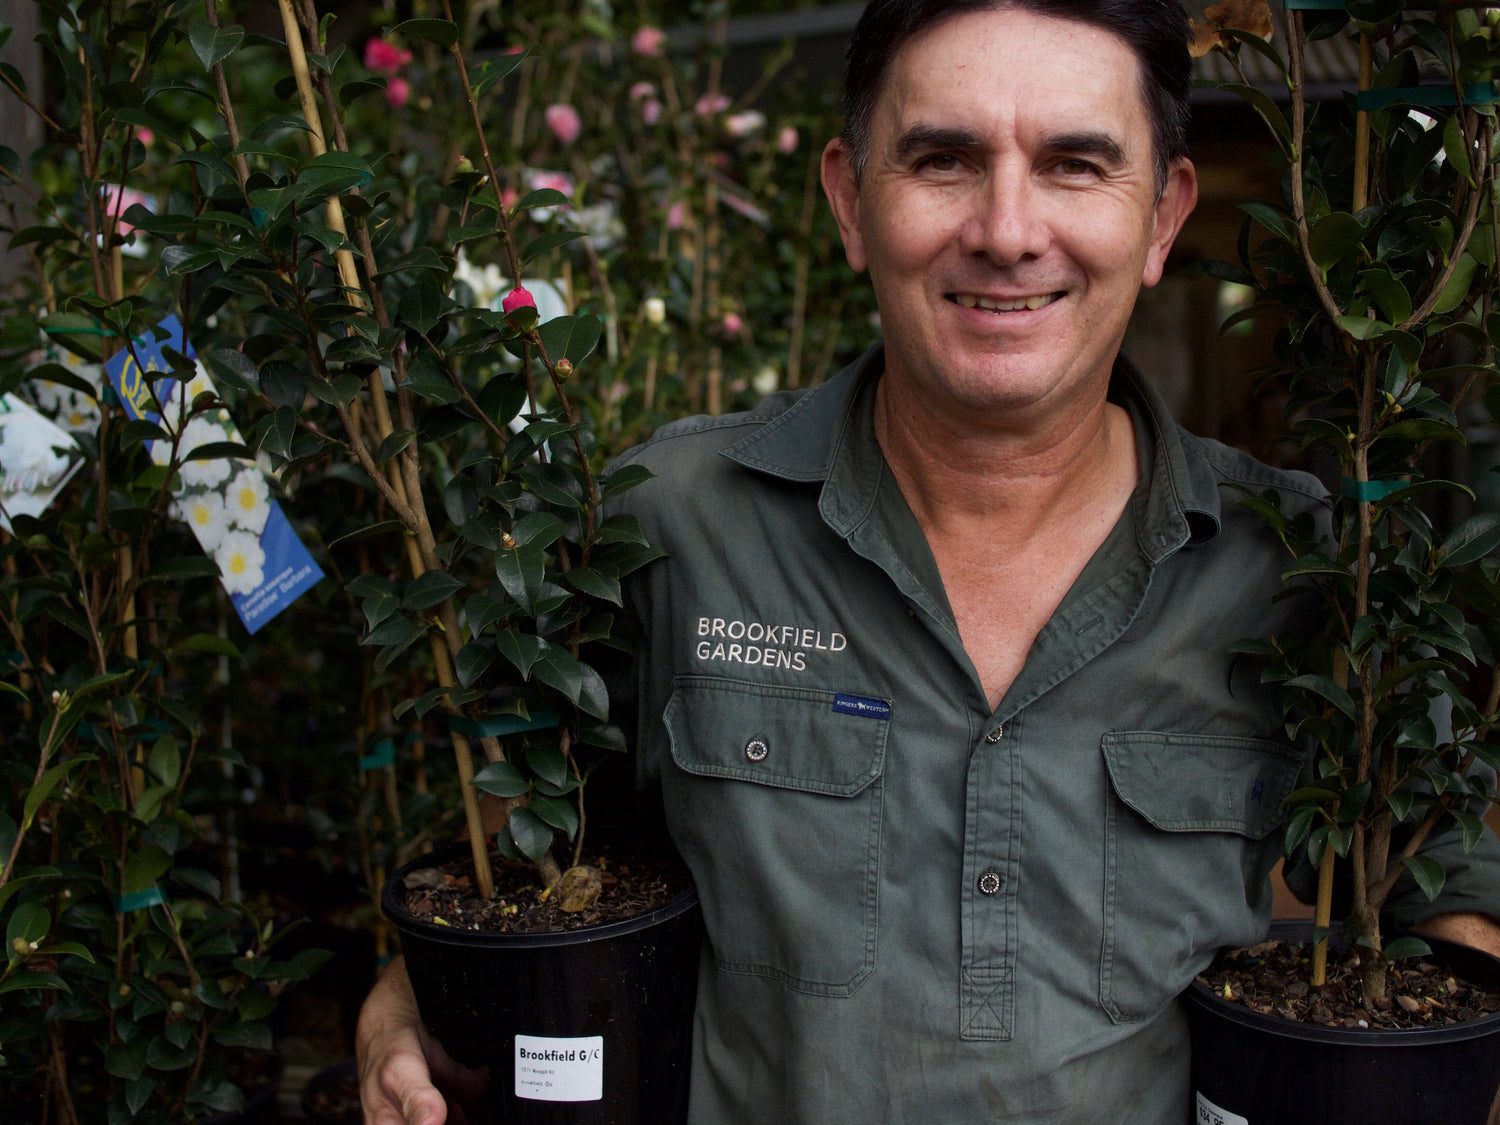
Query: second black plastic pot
1182 920 1500 1125
382 848 702 1125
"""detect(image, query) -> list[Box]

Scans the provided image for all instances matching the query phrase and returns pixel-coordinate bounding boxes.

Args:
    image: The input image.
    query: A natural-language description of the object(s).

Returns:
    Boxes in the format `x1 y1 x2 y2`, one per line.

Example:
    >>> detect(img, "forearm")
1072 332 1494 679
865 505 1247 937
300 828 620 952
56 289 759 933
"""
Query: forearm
357 957 448 1125
1414 912 1500 960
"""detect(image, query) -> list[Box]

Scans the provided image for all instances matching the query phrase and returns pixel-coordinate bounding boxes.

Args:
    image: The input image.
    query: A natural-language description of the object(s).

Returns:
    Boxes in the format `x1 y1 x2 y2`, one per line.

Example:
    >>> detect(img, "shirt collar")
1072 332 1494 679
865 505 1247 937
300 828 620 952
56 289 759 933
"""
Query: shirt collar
720 345 1223 559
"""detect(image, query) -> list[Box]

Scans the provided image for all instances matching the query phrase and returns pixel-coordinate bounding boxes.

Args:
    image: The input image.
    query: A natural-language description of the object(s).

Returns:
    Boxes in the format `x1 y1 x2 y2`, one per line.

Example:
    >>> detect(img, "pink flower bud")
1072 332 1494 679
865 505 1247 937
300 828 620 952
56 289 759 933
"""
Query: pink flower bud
722 312 744 336
629 81 654 103
136 128 155 147
776 125 799 154
694 94 730 117
666 200 686 231
364 38 412 75
632 26 666 57
545 103 581 146
642 99 663 126
384 76 411 108
501 187 519 209
503 286 537 315
504 44 525 55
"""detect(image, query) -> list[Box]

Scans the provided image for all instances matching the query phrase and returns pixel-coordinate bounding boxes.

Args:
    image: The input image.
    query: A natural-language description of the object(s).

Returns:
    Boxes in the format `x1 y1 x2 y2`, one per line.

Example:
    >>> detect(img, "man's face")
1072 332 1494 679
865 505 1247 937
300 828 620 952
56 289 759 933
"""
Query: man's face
823 8 1197 426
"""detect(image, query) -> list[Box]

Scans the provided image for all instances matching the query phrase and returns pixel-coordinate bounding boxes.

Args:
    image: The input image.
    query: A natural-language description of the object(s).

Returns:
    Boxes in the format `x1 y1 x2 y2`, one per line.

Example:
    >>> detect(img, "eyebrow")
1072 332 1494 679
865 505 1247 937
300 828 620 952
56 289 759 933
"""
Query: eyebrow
890 124 1130 168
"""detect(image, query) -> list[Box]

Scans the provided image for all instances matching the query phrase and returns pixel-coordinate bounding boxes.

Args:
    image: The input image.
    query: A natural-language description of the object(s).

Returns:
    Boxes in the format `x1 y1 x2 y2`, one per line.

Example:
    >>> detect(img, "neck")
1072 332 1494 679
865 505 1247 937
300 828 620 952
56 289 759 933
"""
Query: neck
873 373 1138 548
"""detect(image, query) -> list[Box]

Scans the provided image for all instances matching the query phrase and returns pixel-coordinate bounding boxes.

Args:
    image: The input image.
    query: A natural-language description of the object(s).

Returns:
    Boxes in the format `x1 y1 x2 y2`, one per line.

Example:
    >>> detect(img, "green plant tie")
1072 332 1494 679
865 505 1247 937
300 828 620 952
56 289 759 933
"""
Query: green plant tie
449 709 560 738
1341 478 1407 501
113 886 165 913
359 738 396 770
1356 84 1500 111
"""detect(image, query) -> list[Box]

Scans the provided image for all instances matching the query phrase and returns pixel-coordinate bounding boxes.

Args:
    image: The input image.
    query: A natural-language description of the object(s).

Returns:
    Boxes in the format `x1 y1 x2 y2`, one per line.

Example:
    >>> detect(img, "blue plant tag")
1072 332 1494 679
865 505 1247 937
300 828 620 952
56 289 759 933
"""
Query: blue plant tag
832 693 892 721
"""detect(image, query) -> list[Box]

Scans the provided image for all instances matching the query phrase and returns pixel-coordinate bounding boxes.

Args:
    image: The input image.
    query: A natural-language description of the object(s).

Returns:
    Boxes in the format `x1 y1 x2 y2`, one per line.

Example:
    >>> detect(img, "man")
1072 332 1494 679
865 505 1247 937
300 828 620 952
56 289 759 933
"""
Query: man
359 2 1500 1121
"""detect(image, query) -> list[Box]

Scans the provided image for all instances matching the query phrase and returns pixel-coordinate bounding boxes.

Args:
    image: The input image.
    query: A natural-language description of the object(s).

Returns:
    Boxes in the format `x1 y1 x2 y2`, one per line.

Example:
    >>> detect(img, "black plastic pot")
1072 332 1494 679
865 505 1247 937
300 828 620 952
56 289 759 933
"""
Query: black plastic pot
1182 920 1500 1125
382 847 702 1125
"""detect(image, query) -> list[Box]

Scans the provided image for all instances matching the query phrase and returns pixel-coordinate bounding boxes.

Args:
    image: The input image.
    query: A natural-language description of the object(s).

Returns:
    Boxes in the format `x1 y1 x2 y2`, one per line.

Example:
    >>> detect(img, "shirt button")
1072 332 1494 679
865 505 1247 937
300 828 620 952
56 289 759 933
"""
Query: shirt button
978 870 1002 896
984 726 1004 744
745 737 769 762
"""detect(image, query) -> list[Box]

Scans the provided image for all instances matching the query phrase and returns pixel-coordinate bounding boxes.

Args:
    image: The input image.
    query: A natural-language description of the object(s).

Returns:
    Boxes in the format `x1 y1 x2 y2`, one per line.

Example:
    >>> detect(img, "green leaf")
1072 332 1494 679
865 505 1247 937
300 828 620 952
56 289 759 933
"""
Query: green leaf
521 230 585 265
516 188 571 211
1451 808 1487 853
1381 936 1432 964
455 642 493 688
511 512 568 550
1442 111 1473 186
564 567 621 606
172 632 243 658
576 661 608 721
398 281 445 336
1402 854 1445 901
403 570 464 612
529 794 579 837
1309 212 1364 271
1359 266 1412 324
392 19 458 46
6 903 50 958
1284 674 1356 720
471 760 529 798
121 845 172 897
211 1022 272 1050
188 17 244 70
470 47 531 98
23 757 89 831
495 542 545 616
526 744 568 789
1220 83 1293 157
1438 515 1500 568
494 629 542 679
148 737 181 787
533 646 584 703
1431 253 1479 316
507 807 554 860
375 429 415 466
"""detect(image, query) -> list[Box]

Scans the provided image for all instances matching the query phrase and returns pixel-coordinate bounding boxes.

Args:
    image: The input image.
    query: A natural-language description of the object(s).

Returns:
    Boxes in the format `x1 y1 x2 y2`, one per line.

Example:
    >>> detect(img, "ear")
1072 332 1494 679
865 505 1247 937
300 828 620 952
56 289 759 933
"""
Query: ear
821 137 868 273
1141 158 1198 288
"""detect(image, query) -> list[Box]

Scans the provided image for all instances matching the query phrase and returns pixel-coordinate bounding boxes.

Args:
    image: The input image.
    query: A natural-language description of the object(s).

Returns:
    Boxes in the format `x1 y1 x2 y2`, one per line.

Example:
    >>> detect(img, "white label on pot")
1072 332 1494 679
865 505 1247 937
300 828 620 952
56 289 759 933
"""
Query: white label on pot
1196 1092 1249 1125
514 1034 604 1102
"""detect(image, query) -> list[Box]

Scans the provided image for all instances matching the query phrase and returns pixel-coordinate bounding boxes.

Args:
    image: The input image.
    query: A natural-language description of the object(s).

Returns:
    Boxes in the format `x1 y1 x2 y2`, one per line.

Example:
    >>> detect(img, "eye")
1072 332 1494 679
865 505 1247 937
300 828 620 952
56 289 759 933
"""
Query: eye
918 153 962 173
1054 158 1100 178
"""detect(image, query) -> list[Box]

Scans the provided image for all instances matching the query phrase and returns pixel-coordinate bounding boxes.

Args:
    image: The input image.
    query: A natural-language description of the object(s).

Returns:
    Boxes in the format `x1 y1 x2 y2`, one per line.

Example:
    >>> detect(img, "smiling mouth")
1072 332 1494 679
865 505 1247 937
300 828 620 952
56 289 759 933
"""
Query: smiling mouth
948 292 1061 312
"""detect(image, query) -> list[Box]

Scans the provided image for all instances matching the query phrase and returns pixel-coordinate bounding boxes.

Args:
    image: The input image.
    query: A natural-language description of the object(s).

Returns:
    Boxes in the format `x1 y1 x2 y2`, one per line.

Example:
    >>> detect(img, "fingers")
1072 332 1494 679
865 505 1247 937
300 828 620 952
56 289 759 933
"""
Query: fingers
358 958 448 1125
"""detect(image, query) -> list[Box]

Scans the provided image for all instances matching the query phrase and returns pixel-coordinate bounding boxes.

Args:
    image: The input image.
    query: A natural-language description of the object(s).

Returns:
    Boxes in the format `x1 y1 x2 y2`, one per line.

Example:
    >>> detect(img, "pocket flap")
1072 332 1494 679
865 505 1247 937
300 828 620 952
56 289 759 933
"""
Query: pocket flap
1101 731 1304 839
665 676 888 797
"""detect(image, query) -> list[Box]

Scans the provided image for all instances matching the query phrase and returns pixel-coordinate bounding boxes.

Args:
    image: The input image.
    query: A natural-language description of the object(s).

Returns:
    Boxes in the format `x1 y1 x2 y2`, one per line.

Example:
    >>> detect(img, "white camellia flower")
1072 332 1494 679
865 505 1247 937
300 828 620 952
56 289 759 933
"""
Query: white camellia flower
173 489 229 553
176 414 234 488
215 529 265 596
752 366 779 396
223 466 271 535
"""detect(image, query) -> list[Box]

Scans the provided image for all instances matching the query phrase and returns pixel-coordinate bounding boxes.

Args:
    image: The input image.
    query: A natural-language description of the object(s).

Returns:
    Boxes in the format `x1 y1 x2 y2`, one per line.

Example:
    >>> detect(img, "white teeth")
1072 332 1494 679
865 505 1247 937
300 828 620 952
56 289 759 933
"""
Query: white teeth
953 293 1056 311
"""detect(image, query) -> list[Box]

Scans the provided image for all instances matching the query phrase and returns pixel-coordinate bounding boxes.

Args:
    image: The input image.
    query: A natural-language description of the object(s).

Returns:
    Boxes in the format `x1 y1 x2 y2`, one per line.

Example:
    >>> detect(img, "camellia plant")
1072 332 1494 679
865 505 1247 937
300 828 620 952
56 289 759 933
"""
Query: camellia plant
1193 0 1500 1003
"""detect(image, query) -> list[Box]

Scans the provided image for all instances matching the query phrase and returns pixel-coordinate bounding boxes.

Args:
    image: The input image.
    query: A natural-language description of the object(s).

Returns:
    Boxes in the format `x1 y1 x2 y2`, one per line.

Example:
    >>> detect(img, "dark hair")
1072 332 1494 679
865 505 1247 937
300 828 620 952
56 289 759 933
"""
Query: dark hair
841 0 1192 192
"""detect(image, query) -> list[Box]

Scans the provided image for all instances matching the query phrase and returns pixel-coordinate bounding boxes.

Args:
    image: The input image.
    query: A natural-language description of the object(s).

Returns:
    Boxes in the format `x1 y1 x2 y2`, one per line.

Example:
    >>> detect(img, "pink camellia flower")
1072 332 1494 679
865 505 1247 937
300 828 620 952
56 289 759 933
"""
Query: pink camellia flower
501 187 519 209
694 94 730 117
364 38 412 75
136 127 155 147
629 81 654 103
502 286 537 315
776 125 799 154
722 312 744 336
504 44 525 55
666 200 686 231
545 103 581 146
101 185 153 234
384 76 411 109
642 99 663 126
632 26 666 56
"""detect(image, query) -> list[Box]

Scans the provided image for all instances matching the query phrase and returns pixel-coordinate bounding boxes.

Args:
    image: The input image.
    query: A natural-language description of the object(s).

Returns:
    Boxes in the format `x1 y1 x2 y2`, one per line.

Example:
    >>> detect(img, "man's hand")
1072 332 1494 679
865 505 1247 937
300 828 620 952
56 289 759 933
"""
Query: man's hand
1414 912 1500 960
358 957 488 1125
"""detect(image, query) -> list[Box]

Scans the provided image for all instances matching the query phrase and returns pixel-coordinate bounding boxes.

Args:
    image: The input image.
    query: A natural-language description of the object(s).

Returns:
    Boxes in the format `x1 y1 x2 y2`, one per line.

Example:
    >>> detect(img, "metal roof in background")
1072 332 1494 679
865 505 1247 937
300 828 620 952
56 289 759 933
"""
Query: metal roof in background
688 1 1364 102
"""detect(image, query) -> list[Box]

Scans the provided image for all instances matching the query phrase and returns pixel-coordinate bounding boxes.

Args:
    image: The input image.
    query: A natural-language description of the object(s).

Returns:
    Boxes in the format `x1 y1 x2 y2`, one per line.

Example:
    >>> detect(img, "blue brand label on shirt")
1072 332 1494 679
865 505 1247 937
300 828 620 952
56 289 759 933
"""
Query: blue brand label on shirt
832 694 892 721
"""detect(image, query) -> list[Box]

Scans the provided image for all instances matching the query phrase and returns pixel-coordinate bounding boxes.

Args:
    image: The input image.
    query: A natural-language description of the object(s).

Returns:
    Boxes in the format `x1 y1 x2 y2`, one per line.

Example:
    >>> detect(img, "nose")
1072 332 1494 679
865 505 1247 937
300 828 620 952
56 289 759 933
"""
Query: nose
959 166 1049 266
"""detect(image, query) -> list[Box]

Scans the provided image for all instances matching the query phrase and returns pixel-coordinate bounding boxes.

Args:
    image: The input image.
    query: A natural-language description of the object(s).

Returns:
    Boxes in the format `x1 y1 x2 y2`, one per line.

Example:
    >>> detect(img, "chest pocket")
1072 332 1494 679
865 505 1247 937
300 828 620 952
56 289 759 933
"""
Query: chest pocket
1098 731 1305 1023
663 675 888 996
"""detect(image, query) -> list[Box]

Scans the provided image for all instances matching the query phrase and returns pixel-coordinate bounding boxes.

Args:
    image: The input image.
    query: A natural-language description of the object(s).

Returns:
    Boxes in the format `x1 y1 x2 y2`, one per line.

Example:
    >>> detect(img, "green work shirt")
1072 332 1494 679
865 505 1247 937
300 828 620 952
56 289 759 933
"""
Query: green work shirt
614 347 1500 1124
